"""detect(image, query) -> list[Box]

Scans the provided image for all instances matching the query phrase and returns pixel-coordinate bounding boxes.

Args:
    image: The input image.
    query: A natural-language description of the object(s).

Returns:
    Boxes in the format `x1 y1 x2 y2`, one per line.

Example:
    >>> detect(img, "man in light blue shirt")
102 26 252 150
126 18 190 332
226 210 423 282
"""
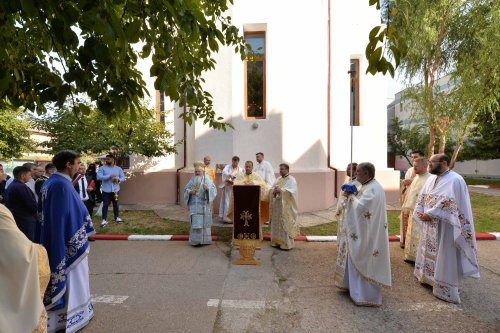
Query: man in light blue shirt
97 154 126 227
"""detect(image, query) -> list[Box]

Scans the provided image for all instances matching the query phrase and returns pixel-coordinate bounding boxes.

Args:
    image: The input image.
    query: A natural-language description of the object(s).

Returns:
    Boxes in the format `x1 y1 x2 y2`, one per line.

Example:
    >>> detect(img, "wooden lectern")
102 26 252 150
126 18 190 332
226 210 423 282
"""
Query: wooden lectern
233 185 261 265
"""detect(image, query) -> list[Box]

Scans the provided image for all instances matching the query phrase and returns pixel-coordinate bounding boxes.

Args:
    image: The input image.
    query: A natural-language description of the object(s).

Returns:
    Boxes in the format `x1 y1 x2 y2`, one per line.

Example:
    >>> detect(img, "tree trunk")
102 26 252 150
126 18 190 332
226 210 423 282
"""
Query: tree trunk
438 133 446 153
449 137 465 170
427 126 435 157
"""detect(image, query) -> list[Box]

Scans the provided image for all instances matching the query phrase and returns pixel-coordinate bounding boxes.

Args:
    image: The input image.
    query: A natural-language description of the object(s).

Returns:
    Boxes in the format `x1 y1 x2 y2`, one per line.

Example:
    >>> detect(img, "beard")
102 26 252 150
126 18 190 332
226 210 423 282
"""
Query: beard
106 162 112 166
429 165 443 175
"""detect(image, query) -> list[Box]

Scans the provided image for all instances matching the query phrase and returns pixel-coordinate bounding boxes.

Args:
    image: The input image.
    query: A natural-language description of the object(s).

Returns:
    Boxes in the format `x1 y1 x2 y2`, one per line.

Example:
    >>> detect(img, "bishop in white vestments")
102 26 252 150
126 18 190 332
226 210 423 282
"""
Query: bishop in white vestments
335 162 391 306
414 154 479 304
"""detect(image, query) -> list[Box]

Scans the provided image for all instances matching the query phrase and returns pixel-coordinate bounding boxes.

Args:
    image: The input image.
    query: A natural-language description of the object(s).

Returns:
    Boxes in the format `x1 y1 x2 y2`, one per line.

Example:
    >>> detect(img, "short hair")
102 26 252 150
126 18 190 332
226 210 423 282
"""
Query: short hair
255 152 264 157
411 150 425 157
437 154 451 165
245 160 254 166
52 150 81 171
279 163 290 171
106 153 115 159
232 156 240 162
13 166 31 179
358 162 375 178
45 163 56 171
22 162 36 169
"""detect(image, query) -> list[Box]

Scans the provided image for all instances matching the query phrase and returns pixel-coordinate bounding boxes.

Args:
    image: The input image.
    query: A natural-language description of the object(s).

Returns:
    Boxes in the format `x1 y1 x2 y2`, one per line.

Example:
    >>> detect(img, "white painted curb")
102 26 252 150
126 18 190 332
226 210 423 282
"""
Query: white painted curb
491 232 500 241
128 235 173 241
306 235 337 242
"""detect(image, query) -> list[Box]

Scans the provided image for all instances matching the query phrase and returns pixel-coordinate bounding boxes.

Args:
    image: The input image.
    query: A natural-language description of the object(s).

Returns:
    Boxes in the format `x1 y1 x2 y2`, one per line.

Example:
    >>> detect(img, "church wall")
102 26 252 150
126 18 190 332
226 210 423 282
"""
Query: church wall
120 0 400 211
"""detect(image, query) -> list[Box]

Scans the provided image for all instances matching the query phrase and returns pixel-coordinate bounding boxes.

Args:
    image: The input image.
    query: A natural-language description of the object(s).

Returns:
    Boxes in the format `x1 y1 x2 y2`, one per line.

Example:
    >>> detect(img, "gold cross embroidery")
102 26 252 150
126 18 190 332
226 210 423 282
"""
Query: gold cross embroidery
240 211 253 227
363 211 372 220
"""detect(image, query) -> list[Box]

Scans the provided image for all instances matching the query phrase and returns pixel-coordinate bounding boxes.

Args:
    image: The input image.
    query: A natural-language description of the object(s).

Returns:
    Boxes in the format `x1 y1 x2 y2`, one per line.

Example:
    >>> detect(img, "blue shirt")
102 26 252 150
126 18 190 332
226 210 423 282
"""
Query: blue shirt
97 165 126 193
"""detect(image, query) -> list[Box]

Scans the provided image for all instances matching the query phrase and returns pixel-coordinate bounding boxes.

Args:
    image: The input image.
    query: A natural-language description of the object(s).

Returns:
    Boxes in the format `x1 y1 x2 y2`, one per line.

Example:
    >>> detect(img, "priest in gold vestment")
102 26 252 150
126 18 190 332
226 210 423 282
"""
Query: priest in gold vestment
0 204 50 333
402 159 431 262
203 156 216 183
269 163 299 250
230 161 269 224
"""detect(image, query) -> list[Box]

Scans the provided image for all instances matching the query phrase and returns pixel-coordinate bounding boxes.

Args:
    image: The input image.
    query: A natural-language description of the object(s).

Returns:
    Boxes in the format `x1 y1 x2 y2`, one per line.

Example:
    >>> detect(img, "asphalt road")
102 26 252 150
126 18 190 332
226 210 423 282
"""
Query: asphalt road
83 240 500 333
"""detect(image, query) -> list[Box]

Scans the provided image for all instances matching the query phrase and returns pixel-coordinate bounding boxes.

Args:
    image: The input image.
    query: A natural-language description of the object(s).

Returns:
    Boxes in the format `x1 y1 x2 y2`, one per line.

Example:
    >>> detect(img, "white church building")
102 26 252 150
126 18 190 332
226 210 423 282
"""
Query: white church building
120 0 401 212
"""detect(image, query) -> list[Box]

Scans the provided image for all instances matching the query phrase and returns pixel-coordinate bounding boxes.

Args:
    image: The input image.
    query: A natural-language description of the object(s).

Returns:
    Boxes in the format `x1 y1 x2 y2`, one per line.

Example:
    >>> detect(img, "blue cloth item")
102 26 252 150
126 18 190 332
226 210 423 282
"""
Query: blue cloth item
341 184 358 194
39 173 95 310
96 165 125 193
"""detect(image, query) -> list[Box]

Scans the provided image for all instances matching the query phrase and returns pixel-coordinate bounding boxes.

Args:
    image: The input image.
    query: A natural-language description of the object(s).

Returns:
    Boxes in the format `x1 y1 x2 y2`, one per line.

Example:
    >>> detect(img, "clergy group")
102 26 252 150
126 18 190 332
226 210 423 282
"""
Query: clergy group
334 154 479 307
184 152 299 250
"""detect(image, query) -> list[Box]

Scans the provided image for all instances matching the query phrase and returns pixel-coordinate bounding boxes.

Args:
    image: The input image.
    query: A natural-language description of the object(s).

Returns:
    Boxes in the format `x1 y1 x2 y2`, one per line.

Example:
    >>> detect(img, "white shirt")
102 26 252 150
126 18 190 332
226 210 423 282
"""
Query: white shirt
255 160 276 187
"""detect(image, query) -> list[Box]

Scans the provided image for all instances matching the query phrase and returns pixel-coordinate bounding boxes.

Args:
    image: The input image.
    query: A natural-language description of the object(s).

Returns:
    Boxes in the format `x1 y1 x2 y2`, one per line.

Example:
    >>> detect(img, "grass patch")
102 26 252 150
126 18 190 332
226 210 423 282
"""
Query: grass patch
92 210 233 241
299 192 499 236
463 176 500 186
93 191 499 238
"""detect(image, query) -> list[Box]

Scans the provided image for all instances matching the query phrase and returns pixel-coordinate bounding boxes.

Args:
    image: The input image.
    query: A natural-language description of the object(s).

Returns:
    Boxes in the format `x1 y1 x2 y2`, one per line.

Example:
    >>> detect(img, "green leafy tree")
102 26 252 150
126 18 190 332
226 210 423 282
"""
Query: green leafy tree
35 103 177 157
381 0 499 168
458 111 500 162
0 106 35 159
387 117 428 164
0 1 246 129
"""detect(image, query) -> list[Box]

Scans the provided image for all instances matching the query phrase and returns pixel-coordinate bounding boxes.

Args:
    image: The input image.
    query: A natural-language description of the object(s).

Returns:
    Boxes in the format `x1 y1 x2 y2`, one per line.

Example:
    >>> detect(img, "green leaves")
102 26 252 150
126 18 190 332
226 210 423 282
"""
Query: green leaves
0 0 246 132
0 105 35 159
34 101 178 157
365 26 396 76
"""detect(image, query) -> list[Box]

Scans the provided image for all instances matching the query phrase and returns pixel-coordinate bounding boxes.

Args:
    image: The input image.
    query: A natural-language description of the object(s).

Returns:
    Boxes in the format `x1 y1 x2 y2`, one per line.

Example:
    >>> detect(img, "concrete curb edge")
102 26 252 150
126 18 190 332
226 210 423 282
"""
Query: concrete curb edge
91 232 499 241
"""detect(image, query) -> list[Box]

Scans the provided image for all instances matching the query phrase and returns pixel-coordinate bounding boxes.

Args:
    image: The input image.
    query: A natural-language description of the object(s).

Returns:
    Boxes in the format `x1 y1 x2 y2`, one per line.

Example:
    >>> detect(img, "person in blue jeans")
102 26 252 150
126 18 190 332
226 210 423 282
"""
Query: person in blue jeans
97 154 126 227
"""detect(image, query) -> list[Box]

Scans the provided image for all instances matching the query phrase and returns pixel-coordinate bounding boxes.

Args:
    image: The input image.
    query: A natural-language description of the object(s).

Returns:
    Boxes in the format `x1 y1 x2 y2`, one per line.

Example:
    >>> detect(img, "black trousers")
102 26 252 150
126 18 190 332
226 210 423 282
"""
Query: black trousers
102 191 119 221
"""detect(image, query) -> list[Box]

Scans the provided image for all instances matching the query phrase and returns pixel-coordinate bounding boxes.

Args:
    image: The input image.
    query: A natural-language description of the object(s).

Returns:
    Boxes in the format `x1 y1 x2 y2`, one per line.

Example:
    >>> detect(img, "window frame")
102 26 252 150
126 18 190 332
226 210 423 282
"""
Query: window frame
244 31 267 120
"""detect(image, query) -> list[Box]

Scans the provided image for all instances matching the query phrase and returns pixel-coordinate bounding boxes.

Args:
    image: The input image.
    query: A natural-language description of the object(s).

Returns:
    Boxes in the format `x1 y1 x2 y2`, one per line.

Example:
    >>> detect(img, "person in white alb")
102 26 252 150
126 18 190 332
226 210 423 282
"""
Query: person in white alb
219 156 243 223
255 152 275 224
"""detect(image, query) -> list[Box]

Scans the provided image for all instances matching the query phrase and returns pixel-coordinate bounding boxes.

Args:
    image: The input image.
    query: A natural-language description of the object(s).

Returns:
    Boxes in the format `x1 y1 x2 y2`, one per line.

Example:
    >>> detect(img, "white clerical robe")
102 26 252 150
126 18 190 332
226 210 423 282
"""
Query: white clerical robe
269 175 299 250
414 170 479 304
219 165 243 220
255 161 276 187
335 179 391 306
402 172 431 261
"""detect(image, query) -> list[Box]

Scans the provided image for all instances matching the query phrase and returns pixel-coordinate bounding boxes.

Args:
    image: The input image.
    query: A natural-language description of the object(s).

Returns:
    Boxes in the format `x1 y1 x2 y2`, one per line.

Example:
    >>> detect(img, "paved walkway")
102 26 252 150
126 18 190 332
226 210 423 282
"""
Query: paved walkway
468 185 500 196
85 241 500 332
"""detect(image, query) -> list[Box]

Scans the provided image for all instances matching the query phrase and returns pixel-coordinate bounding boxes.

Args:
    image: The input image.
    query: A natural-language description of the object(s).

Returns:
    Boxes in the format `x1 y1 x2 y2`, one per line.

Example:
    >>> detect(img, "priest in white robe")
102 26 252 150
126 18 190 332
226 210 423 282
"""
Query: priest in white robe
255 152 276 224
334 163 361 283
414 154 479 304
219 156 243 223
334 162 391 306
269 163 299 250
184 162 217 246
402 159 431 262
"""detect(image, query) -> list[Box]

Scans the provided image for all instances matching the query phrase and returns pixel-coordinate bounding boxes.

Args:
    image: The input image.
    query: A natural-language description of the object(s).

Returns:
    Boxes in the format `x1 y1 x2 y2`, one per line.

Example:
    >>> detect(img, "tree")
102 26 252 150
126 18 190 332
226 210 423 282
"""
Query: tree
0 106 35 159
0 1 246 129
387 117 428 164
34 103 178 157
458 111 500 162
382 0 499 167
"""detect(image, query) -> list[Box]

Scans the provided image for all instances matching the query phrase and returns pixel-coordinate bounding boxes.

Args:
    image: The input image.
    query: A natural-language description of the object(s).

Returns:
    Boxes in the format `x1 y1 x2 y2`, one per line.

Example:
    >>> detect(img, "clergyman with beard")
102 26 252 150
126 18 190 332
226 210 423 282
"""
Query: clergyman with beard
413 154 479 304
39 150 96 331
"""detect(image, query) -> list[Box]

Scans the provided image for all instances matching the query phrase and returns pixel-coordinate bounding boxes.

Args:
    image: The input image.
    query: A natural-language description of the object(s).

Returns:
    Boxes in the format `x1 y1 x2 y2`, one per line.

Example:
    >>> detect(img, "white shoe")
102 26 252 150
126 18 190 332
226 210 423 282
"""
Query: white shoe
115 217 124 224
100 220 108 227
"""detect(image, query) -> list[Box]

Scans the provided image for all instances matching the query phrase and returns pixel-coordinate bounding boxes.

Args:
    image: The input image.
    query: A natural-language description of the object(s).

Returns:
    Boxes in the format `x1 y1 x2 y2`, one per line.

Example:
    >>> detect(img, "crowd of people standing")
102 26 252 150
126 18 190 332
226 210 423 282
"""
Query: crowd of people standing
0 148 126 333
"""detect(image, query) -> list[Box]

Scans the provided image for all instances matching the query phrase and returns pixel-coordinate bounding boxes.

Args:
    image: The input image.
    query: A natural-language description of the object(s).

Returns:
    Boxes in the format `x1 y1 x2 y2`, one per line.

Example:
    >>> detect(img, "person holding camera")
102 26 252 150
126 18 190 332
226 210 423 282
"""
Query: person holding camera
97 154 125 227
